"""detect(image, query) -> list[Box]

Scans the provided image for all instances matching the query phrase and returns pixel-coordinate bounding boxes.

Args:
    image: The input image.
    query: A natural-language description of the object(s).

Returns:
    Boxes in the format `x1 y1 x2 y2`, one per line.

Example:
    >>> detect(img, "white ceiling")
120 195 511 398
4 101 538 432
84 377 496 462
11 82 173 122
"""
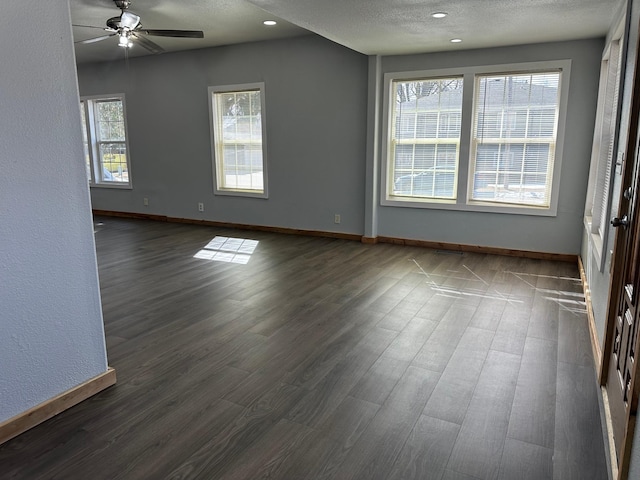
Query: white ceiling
71 0 623 64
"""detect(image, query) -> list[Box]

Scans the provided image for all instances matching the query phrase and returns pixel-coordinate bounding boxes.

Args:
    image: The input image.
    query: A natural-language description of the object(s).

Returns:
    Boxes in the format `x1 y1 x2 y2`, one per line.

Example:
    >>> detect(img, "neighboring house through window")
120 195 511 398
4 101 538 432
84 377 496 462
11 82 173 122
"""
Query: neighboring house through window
80 95 132 188
209 83 268 198
382 61 571 216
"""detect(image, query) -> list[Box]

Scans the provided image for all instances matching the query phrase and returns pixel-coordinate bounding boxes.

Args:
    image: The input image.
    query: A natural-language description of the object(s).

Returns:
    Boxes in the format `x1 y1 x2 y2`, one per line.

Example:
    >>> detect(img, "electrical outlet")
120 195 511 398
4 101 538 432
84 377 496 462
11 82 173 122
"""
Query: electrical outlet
143 197 149 206
198 202 204 212
334 214 341 224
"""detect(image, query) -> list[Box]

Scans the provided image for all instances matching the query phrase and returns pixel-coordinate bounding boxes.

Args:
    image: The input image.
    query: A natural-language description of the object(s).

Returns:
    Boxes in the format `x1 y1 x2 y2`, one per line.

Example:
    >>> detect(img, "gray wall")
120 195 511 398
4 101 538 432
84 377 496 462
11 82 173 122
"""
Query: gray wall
79 35 369 235
80 36 603 256
376 39 603 254
0 0 108 422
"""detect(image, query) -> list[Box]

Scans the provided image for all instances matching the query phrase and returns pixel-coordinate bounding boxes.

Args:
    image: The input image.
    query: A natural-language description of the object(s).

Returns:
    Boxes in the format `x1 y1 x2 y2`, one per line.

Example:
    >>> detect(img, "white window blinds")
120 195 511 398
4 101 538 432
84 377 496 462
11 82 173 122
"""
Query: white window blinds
591 40 622 237
388 78 463 199
470 71 561 207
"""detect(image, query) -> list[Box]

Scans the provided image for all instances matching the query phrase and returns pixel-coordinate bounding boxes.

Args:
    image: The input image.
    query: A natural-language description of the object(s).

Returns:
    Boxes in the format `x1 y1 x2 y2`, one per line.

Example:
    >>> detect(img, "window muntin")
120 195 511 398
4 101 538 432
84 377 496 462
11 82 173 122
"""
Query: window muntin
388 77 463 200
470 72 561 207
210 84 267 197
80 95 132 187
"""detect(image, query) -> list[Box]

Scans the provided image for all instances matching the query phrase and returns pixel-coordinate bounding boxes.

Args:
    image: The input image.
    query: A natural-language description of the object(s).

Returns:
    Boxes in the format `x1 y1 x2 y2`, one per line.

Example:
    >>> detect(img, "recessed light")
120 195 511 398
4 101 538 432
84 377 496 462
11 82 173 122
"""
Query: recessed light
450 38 462 43
263 20 277 26
431 12 447 18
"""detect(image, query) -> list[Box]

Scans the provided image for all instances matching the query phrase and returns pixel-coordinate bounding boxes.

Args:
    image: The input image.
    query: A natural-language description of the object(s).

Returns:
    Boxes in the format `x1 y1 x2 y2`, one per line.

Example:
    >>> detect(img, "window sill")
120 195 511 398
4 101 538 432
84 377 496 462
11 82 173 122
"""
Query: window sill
584 216 605 271
90 183 133 190
382 196 557 217
214 189 268 199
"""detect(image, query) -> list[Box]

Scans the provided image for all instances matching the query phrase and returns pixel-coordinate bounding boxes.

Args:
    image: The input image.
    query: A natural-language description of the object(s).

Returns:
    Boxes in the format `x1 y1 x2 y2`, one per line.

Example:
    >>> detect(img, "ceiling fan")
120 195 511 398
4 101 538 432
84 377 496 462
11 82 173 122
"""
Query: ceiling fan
74 0 204 54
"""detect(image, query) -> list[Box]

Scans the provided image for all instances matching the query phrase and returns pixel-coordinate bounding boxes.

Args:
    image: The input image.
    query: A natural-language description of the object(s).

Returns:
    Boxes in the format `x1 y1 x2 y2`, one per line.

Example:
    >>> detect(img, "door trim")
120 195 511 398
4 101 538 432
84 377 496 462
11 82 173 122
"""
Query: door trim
599 17 640 477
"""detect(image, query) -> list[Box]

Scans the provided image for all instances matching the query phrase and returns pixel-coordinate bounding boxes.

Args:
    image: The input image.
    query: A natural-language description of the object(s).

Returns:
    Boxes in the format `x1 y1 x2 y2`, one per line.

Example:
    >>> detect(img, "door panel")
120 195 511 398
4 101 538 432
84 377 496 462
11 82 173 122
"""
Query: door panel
603 106 640 478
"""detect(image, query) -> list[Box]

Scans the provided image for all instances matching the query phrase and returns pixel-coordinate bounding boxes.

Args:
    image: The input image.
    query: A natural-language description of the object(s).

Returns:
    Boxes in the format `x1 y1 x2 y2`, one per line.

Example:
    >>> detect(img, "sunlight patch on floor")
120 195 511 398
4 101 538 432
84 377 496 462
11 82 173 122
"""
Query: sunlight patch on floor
194 236 259 264
411 258 587 315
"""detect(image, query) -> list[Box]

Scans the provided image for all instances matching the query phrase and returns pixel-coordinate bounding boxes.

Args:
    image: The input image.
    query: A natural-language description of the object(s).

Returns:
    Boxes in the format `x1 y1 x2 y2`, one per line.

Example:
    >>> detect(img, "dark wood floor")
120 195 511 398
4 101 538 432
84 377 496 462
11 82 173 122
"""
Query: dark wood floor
1 217 608 480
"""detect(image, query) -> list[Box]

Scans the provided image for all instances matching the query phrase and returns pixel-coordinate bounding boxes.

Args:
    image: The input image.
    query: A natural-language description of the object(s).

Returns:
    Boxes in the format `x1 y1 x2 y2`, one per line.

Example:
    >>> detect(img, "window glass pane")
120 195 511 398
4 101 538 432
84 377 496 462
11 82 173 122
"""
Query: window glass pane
389 77 463 200
98 143 128 183
221 145 264 190
95 100 126 142
80 102 91 181
471 72 560 207
213 88 264 193
82 96 131 187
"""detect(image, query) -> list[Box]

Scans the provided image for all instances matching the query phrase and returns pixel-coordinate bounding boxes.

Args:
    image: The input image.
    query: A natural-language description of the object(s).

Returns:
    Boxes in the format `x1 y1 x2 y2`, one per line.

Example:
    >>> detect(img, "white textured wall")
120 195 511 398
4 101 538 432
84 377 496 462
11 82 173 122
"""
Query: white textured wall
0 0 108 422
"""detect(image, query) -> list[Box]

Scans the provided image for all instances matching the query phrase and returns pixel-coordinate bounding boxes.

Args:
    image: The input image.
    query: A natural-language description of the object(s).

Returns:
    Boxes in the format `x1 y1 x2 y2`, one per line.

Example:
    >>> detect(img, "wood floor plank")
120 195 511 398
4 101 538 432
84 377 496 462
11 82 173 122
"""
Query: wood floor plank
497 438 553 480
279 397 379 480
349 356 410 405
284 328 396 428
381 317 438 362
215 419 315 480
507 336 557 449
423 329 492 425
446 350 521 480
412 305 477 373
166 382 305 479
557 309 593 367
335 366 441 480
554 361 607 480
490 308 530 356
387 414 460 480
0 218 607 480
441 470 483 480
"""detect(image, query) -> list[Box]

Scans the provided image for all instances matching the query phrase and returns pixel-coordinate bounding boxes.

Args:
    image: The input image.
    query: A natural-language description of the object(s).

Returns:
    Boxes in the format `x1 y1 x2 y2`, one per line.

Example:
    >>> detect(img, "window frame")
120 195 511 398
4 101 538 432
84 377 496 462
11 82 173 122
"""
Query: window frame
584 19 626 271
80 94 133 189
381 60 571 216
387 76 464 202
208 82 269 199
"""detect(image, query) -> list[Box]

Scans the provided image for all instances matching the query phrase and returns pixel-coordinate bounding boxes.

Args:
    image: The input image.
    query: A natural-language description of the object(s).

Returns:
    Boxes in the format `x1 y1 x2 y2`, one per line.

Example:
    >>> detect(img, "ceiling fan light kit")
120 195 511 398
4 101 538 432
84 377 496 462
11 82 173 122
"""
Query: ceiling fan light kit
74 0 204 53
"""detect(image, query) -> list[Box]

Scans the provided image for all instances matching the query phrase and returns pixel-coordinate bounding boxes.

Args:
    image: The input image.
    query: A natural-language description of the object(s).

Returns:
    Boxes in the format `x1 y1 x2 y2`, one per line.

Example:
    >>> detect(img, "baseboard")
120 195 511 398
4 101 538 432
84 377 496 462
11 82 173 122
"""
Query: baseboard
376 236 578 262
602 387 620 480
93 209 168 222
578 255 603 372
93 210 361 242
0 367 116 445
93 210 578 262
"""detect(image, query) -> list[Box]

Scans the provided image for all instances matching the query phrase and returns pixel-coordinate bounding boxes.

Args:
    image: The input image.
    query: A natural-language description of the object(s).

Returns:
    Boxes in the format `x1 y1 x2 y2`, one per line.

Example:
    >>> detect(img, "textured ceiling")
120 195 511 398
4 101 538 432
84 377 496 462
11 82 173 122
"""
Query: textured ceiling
70 0 623 63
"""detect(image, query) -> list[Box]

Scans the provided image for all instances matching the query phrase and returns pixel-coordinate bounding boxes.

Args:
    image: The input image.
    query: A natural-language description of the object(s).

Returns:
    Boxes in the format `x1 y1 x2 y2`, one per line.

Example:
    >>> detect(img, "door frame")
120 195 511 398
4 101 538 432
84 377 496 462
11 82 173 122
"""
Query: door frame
599 18 640 478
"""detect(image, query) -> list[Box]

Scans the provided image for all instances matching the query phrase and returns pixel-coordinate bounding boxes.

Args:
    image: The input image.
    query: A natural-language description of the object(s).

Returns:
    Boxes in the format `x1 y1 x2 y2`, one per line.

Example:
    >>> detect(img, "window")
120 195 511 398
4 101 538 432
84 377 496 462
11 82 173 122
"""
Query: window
80 95 132 187
584 21 625 269
470 72 561 207
389 77 463 200
209 83 268 198
382 61 570 216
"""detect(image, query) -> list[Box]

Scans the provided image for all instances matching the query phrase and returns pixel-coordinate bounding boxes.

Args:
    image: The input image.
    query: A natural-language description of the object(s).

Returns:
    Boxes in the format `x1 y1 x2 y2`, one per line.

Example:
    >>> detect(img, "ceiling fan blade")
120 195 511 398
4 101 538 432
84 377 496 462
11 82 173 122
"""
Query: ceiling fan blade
131 33 165 54
76 34 116 45
140 29 204 38
72 24 108 30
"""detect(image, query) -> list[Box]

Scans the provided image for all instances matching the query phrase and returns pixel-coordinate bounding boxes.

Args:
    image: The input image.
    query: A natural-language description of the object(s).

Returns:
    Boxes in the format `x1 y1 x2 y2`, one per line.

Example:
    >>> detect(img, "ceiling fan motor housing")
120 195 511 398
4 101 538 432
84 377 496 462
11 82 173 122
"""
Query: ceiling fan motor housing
114 0 131 10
